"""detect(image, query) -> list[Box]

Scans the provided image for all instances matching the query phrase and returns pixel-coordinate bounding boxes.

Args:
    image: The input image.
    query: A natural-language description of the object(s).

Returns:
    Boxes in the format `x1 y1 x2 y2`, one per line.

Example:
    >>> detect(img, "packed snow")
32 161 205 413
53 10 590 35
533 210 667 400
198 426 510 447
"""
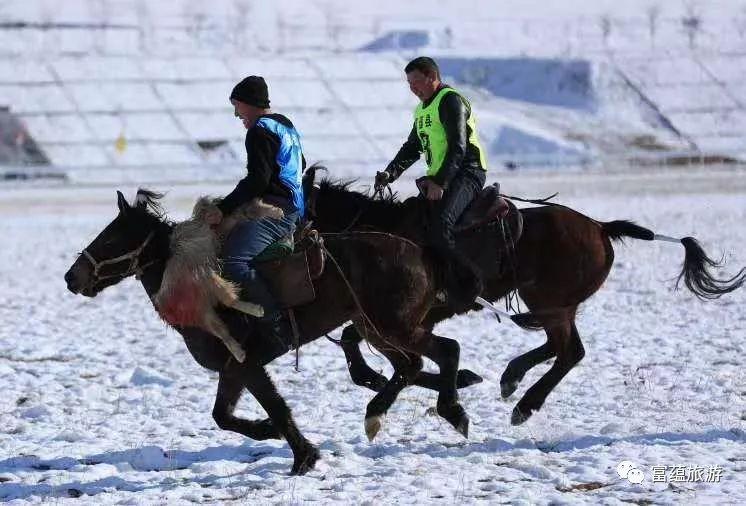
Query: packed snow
1 0 746 503
0 168 744 504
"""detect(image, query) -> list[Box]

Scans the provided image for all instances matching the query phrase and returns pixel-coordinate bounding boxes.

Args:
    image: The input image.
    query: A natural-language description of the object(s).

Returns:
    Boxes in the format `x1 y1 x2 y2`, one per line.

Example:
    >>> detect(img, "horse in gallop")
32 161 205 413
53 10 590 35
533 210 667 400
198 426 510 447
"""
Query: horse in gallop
301 166 746 425
63 189 540 474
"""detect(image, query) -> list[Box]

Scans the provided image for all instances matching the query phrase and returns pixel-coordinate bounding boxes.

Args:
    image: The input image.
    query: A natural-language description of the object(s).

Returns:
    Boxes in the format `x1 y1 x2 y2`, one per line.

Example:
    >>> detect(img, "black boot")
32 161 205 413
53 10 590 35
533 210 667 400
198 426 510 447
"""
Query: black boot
214 305 290 361
443 250 483 312
257 309 295 352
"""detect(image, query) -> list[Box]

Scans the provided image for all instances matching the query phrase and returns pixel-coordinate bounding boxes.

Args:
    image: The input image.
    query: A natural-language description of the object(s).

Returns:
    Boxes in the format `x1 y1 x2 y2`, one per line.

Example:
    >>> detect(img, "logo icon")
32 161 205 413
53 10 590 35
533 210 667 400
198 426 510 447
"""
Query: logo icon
617 461 645 484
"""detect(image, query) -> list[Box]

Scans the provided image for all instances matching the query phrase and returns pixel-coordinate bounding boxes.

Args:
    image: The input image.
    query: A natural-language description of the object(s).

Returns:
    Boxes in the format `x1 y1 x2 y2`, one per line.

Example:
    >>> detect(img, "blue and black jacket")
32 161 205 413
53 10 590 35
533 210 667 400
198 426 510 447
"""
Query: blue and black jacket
218 113 305 218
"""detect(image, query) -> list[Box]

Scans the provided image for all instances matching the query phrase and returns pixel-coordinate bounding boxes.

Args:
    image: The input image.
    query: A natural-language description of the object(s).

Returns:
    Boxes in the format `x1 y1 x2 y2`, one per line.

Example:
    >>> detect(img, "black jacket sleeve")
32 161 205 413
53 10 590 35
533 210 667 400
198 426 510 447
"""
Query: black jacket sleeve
431 92 468 189
384 123 421 181
218 128 277 215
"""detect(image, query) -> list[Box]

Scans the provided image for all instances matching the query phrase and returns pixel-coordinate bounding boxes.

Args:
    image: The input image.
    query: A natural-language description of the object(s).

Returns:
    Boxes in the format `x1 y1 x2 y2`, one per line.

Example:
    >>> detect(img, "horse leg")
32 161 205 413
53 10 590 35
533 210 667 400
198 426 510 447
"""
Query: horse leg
498 299 581 398
340 324 483 393
212 367 280 440
414 331 470 437
511 322 585 425
236 360 319 474
363 349 423 441
340 325 389 391
414 310 483 390
499 342 554 399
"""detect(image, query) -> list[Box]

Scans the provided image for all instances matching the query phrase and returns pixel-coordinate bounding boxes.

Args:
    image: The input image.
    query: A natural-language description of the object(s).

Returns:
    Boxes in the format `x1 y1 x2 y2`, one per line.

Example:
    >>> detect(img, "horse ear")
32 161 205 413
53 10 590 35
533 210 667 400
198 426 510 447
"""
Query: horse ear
134 189 148 208
302 164 318 199
117 190 130 213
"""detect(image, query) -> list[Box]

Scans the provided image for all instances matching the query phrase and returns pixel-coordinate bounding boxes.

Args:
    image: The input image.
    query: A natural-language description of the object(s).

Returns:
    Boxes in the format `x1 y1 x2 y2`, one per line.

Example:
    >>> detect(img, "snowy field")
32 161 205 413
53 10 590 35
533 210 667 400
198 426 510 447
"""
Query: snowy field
0 168 745 504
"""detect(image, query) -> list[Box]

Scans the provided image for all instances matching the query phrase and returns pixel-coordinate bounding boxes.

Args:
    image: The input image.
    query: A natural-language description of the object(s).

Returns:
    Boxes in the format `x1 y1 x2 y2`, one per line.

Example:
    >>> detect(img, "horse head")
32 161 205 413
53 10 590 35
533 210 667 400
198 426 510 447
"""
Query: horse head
64 189 169 297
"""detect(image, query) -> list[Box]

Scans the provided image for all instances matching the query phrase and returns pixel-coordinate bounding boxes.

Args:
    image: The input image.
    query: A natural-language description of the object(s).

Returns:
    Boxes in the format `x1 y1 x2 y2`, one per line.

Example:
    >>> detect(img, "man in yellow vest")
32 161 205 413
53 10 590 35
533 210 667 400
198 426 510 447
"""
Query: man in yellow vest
375 56 488 310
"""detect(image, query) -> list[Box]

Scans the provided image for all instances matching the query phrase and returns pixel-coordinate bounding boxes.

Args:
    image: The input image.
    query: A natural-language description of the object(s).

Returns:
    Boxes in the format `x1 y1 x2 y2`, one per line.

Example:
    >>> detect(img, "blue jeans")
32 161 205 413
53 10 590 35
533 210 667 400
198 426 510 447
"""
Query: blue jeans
221 210 300 314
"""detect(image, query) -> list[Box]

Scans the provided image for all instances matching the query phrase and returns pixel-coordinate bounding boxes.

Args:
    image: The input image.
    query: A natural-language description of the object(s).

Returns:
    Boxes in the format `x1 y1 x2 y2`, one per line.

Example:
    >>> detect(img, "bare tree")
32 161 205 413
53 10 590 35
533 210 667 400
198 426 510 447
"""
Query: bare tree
135 0 152 54
681 2 702 51
232 0 251 53
646 4 660 48
320 1 343 53
600 14 612 50
734 7 746 41
38 0 56 56
183 0 208 52
277 16 286 54
90 0 109 55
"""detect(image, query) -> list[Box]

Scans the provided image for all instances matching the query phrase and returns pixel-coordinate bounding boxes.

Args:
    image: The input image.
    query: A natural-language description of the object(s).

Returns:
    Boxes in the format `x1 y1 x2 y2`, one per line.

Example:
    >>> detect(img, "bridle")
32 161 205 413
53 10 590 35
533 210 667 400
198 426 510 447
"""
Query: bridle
306 182 392 233
338 183 392 232
81 230 157 285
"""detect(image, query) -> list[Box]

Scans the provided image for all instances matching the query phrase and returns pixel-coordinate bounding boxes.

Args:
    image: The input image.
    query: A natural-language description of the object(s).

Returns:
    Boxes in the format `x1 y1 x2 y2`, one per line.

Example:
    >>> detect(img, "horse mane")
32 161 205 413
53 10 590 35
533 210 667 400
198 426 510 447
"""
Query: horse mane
315 177 413 233
134 188 170 224
318 178 404 209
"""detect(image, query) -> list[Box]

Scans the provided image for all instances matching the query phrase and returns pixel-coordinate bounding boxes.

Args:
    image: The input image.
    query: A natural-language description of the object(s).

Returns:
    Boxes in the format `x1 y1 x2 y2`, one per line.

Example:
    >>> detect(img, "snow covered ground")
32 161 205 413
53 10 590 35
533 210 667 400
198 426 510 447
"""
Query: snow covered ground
0 168 744 504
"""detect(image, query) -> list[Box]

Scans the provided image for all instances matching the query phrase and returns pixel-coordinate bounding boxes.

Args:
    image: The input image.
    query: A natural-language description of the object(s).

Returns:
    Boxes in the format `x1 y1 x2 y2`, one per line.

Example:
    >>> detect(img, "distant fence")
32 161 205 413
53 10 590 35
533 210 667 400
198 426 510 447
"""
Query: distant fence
2 9 746 59
2 147 744 186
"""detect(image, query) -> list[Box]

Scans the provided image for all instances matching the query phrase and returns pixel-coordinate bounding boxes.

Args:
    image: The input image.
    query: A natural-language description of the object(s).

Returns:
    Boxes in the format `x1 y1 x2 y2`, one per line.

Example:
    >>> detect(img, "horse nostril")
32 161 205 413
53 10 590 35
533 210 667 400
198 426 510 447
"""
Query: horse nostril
64 270 79 292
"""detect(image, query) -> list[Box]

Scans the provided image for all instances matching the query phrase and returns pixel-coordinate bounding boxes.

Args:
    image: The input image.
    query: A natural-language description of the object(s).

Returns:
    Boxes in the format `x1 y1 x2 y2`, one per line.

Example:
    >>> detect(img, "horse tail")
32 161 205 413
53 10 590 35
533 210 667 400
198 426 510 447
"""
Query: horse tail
601 220 746 300
601 220 655 242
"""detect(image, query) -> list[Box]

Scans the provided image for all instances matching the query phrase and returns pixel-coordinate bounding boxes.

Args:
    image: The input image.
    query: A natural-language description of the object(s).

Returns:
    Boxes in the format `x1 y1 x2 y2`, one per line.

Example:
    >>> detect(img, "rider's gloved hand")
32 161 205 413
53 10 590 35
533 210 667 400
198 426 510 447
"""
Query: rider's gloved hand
374 170 391 191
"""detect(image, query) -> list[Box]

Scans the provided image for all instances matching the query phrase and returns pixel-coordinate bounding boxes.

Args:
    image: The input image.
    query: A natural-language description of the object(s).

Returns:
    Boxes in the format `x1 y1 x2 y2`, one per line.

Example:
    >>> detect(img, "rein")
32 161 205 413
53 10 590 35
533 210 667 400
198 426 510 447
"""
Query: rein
339 183 392 233
319 233 411 360
81 230 157 284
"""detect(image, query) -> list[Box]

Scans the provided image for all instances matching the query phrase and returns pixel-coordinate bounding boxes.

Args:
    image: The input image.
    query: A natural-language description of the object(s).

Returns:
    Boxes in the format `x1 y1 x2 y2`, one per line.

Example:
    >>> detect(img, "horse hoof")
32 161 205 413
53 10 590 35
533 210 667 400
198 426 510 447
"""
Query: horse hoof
439 404 469 438
291 445 320 475
454 414 470 438
501 380 518 399
456 369 484 389
364 415 384 441
511 406 532 426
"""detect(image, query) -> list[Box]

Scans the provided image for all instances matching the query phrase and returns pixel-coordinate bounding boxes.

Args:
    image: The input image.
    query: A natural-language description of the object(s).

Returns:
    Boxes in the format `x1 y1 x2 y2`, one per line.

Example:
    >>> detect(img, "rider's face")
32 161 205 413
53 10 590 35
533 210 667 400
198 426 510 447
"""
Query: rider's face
231 99 261 129
407 69 439 102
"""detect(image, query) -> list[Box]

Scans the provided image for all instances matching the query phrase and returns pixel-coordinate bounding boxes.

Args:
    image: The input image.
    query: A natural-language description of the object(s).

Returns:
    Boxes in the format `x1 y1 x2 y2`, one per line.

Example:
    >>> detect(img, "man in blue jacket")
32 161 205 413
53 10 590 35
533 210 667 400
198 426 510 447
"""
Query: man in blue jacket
208 75 304 345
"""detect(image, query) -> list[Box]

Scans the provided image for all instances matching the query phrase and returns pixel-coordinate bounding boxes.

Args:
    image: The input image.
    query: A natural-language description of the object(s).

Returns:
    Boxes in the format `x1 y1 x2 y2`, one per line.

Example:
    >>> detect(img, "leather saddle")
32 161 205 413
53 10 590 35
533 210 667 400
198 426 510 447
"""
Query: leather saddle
452 183 523 272
253 225 325 309
455 183 513 233
413 178 520 237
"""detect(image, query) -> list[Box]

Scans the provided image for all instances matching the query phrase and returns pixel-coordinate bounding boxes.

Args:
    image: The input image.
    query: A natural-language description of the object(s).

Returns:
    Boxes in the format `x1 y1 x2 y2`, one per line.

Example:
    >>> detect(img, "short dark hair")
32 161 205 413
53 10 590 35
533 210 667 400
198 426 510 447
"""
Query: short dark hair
404 57 440 79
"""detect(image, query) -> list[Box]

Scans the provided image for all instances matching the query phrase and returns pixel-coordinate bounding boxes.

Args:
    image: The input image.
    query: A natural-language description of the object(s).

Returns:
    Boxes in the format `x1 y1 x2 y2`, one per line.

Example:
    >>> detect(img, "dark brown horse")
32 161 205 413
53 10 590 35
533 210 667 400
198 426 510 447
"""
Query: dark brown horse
302 166 746 425
63 189 540 474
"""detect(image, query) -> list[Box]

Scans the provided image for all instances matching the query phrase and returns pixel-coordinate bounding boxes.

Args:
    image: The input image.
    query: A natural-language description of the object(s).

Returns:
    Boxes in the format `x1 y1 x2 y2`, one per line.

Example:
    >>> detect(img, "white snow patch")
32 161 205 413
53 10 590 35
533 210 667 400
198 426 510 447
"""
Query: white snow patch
128 366 174 387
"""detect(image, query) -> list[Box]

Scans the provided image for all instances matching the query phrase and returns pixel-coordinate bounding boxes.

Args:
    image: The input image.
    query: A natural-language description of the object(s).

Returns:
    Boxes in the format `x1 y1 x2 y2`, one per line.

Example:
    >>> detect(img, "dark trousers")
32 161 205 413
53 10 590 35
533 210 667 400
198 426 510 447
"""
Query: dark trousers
427 168 486 254
426 168 486 309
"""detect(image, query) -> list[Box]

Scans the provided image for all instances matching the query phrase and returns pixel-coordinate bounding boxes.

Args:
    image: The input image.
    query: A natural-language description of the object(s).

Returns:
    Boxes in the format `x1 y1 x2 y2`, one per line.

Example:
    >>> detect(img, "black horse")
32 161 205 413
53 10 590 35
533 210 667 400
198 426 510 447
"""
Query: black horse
63 189 540 474
301 166 746 425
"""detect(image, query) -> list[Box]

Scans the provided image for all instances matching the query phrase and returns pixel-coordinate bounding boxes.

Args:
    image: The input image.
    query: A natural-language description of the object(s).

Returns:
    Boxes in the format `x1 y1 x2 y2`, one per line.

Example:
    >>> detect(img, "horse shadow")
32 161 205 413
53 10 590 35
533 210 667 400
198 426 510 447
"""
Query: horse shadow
3 428 742 499
351 427 746 461
0 442 286 501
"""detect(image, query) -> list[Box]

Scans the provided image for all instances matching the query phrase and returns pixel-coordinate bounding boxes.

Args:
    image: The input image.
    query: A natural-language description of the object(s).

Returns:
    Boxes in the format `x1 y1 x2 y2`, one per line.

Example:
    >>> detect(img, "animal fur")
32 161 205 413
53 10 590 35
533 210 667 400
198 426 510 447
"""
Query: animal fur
153 197 285 363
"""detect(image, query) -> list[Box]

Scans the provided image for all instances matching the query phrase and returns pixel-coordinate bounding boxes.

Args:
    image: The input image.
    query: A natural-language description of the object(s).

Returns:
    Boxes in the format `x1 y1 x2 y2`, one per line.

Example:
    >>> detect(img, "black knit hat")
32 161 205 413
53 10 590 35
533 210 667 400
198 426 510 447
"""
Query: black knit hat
230 76 270 108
